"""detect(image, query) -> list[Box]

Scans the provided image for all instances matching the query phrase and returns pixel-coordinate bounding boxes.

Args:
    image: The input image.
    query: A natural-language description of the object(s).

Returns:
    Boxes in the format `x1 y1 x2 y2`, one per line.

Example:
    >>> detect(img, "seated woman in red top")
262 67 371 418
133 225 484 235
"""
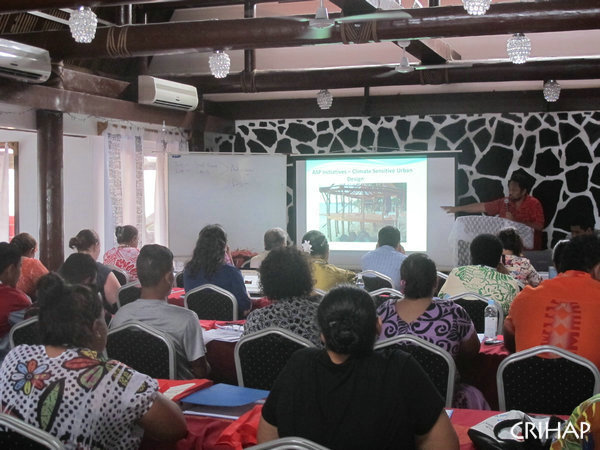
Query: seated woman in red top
10 232 48 299
103 225 140 282
258 285 458 450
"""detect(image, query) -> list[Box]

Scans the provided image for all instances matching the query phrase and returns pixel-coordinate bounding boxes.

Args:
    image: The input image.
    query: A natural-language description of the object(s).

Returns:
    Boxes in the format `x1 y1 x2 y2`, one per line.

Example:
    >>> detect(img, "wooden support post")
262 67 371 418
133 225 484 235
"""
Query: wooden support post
37 110 64 271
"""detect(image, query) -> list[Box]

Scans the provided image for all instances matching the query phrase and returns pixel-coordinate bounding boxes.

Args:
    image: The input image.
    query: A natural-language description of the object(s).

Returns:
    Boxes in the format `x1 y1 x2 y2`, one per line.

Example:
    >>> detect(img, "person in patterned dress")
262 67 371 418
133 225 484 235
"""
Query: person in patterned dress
103 225 140 282
0 273 186 449
243 246 322 347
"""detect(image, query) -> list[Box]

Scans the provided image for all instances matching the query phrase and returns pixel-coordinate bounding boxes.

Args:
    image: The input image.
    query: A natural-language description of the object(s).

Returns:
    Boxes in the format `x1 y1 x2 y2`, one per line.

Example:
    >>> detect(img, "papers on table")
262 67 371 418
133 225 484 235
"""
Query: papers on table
202 325 244 345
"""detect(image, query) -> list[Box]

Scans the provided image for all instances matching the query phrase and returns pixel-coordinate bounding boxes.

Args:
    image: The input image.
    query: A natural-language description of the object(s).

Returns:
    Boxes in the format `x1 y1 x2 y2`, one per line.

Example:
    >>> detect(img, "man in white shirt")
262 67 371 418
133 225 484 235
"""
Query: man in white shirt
110 244 209 379
360 226 407 290
249 227 290 269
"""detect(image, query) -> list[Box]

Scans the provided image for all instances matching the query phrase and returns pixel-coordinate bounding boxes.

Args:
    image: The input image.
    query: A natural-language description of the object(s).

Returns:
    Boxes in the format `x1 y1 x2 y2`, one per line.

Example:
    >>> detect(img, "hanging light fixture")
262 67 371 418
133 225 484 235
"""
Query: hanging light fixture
462 0 492 16
506 33 531 64
317 89 333 110
309 0 335 29
395 41 414 74
543 80 561 102
68 6 98 43
209 51 231 79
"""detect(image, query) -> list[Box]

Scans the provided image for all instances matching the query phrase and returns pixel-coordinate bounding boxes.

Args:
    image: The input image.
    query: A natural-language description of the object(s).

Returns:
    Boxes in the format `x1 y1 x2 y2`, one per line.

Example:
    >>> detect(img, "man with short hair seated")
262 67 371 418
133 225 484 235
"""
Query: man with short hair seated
110 244 209 379
360 226 406 290
504 235 600 368
438 233 519 316
570 214 598 238
249 227 290 269
0 242 31 361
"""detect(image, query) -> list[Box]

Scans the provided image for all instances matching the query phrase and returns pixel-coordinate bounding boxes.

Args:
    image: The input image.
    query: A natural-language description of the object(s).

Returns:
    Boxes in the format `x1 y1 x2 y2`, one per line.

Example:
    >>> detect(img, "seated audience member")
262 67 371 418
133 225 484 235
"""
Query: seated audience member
504 235 600 368
10 232 48 299
249 227 290 269
257 285 458 450
103 225 140 281
69 229 120 311
59 253 98 286
377 253 485 409
301 230 355 291
183 225 251 317
550 393 600 450
0 243 31 359
243 246 321 347
360 225 407 290
439 233 519 315
497 228 541 287
551 239 570 274
570 215 598 238
0 273 186 448
111 244 210 379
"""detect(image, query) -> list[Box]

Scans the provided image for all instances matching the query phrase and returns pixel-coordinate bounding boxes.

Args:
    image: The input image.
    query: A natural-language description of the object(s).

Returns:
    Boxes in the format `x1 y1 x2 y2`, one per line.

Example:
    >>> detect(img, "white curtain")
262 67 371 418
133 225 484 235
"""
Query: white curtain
0 145 9 242
103 126 145 249
152 129 189 247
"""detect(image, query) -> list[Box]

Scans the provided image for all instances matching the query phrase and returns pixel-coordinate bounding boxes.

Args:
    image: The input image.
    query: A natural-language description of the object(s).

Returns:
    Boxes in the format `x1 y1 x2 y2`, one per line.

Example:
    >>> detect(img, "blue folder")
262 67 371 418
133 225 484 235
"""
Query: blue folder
181 383 269 407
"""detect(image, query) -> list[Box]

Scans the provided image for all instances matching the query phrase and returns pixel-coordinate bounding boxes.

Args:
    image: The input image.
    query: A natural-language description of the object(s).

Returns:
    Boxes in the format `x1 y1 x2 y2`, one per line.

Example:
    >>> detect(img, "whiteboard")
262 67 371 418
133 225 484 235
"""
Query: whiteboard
168 153 287 260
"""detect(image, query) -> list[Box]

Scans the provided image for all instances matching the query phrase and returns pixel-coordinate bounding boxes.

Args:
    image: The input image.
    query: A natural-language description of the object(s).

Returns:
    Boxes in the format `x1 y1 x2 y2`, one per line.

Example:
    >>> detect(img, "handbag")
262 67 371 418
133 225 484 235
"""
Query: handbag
468 410 565 450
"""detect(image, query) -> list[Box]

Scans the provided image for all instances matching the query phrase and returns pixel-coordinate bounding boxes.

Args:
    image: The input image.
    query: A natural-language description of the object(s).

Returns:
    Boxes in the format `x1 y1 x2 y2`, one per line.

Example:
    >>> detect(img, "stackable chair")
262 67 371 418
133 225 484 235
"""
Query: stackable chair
0 412 65 449
235 327 314 391
184 284 238 321
375 334 456 407
106 321 176 379
369 288 403 309
9 316 40 348
247 437 330 450
447 292 503 334
106 265 128 286
175 271 184 288
433 271 448 297
357 270 393 292
497 345 600 415
117 281 141 309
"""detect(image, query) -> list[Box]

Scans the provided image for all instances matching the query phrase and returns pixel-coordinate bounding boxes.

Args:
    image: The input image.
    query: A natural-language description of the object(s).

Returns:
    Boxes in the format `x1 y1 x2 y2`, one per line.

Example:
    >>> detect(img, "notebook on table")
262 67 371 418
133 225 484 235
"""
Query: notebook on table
181 383 269 420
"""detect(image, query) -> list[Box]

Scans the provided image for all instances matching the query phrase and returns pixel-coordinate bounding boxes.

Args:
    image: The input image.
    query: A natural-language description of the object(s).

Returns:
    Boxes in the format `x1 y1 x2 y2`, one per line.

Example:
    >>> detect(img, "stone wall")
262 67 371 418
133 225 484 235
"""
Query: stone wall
221 111 600 249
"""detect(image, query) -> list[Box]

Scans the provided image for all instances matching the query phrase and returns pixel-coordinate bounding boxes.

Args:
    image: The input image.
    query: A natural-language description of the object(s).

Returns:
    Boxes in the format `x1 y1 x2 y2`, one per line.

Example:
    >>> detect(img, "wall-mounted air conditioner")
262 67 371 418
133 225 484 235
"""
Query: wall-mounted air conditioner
0 38 51 83
138 76 199 111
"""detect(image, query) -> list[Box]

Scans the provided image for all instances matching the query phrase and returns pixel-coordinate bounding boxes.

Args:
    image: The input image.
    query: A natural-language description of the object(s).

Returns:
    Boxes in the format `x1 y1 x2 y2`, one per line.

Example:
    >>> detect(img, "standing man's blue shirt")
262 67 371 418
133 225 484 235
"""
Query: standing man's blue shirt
360 245 407 290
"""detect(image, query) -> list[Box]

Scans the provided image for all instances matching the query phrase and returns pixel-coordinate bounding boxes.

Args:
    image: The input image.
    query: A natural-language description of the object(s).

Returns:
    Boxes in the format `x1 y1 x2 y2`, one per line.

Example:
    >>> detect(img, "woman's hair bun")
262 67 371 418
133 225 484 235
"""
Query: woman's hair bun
68 236 80 249
115 226 124 239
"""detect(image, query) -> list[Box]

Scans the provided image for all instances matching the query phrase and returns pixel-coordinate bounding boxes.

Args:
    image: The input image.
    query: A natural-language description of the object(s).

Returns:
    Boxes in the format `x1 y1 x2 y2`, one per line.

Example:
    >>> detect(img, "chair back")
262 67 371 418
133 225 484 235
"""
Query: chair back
185 284 238 320
106 265 128 286
235 327 314 390
375 334 456 407
434 271 448 297
117 281 141 309
497 345 600 415
175 271 184 288
106 321 176 379
447 292 503 334
0 412 65 449
246 436 330 450
357 270 393 292
369 288 403 309
9 317 40 348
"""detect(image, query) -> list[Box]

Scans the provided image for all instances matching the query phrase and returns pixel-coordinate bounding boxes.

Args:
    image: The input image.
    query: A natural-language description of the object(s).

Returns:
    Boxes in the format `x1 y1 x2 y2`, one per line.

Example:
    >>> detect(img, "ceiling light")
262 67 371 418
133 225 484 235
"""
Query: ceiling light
543 80 561 102
395 40 414 73
317 89 333 110
506 33 531 64
309 0 335 29
68 6 98 43
462 0 492 16
209 51 230 79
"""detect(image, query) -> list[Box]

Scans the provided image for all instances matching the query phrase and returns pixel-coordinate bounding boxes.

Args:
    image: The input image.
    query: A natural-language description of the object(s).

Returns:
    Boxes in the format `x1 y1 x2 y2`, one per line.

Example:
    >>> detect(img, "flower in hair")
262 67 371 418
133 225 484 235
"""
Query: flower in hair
301 240 312 253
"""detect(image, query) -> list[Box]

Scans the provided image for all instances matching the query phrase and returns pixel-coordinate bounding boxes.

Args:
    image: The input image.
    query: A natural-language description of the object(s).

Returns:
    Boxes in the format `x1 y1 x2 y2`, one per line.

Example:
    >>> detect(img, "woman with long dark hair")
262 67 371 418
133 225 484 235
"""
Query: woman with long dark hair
183 224 251 316
258 285 458 450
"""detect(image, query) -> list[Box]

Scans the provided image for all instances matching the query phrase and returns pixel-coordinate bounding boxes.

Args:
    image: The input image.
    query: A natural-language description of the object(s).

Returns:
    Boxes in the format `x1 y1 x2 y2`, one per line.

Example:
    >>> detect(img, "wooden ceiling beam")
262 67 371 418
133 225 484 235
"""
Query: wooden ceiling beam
0 0 193 14
171 58 600 93
5 0 599 59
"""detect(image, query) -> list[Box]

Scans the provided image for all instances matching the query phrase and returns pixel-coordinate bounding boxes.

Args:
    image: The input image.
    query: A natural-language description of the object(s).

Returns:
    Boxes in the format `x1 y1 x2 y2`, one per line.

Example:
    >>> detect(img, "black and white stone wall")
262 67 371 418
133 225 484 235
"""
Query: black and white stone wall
217 112 600 249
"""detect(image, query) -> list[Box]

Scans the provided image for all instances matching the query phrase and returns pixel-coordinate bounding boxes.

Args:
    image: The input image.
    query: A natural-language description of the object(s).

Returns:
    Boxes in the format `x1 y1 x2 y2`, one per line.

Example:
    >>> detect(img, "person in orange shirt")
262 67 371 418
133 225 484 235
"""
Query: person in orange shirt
10 232 48 299
504 234 600 368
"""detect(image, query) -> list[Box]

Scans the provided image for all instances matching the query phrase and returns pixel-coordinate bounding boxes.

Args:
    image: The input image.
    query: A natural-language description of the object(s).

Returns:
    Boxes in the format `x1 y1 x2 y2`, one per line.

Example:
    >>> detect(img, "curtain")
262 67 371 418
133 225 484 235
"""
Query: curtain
104 126 145 249
0 144 9 242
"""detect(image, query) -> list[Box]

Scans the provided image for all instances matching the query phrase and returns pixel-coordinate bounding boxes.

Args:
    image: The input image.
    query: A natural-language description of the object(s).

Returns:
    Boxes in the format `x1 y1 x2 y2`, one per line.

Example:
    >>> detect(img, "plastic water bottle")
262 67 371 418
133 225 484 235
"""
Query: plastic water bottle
483 300 498 341
356 274 365 290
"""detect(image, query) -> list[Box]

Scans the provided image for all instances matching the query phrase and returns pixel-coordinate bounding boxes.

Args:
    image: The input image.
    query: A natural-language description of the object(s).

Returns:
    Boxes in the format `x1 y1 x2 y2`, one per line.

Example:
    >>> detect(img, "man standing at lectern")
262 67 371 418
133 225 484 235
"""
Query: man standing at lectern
442 173 545 249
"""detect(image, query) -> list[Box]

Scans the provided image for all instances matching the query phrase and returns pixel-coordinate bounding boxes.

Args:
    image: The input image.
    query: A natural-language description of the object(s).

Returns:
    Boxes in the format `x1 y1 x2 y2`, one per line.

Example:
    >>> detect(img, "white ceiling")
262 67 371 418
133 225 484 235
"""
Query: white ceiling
147 0 600 102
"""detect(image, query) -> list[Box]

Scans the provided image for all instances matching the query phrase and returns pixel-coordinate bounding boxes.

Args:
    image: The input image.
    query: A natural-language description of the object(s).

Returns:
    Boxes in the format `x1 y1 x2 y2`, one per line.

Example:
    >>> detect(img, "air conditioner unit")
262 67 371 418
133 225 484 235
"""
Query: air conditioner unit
138 76 199 111
0 38 51 83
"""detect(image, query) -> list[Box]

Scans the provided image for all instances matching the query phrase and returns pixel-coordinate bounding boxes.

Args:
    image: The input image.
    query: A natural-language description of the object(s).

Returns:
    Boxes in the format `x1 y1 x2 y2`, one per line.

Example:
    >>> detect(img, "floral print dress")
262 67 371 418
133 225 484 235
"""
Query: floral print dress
0 345 157 449
103 246 140 282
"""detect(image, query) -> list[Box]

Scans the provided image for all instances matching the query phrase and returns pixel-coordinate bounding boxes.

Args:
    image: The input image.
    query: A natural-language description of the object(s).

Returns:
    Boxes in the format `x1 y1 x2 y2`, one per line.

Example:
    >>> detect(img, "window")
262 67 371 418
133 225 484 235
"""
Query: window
143 155 157 243
0 142 18 242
